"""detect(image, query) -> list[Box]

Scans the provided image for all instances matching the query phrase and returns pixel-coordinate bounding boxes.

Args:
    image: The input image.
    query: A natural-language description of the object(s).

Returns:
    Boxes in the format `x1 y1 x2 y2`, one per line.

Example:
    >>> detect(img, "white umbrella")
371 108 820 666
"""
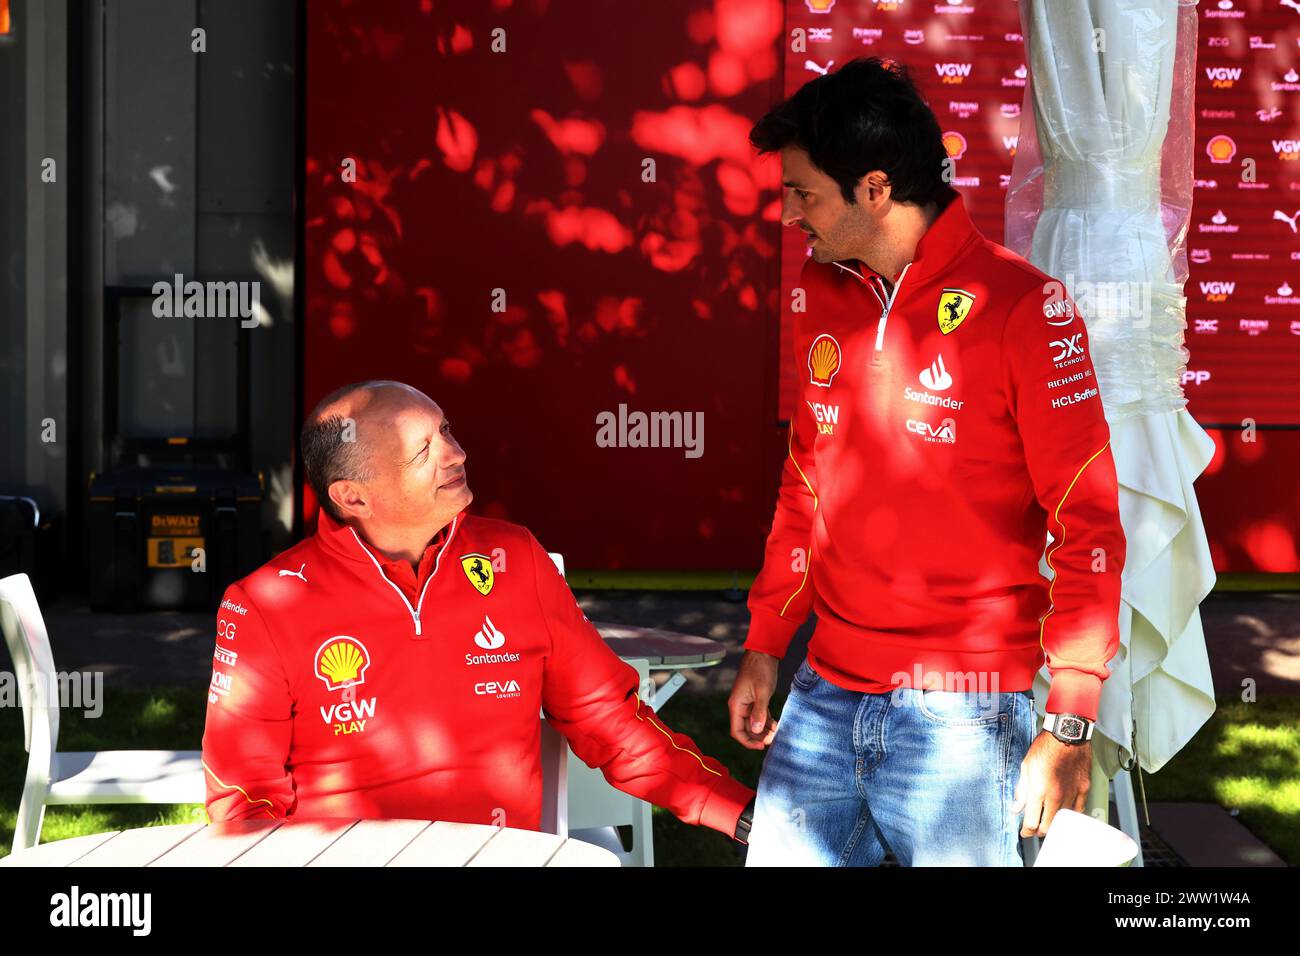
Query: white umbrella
1007 0 1216 784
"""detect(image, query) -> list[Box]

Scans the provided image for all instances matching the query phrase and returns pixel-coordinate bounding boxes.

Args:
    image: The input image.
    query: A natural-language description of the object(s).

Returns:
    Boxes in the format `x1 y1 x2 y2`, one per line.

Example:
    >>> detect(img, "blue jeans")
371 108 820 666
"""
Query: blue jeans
745 656 1036 867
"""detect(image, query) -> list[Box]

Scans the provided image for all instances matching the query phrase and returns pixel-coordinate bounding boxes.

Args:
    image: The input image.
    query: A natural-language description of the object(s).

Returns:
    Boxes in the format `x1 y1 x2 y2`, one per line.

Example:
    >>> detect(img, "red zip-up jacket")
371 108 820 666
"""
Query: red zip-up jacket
202 509 754 834
746 192 1125 720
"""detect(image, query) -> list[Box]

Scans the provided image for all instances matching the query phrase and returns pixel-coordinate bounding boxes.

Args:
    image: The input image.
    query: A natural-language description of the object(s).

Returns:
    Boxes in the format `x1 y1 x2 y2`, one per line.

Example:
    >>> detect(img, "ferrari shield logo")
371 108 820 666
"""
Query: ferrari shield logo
937 288 975 334
460 553 494 596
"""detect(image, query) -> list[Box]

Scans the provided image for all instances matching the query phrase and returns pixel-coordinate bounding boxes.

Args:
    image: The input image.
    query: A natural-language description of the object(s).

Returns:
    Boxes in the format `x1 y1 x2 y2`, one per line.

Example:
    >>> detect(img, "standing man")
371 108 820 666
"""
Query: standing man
203 380 756 844
730 59 1126 866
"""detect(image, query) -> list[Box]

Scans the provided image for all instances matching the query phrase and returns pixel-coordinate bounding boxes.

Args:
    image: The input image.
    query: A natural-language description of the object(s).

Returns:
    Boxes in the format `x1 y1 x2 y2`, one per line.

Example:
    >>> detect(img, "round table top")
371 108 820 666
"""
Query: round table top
594 622 727 668
0 819 620 868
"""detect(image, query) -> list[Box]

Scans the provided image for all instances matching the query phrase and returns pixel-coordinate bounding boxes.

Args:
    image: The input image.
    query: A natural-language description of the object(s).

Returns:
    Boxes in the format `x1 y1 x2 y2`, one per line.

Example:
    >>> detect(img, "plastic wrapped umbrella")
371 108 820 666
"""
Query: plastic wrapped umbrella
1006 0 1217 800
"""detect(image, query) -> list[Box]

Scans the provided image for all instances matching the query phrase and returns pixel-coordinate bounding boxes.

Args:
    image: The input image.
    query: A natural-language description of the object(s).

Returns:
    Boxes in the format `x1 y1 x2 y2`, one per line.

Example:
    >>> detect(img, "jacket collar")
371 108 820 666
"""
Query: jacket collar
831 189 978 287
314 507 463 567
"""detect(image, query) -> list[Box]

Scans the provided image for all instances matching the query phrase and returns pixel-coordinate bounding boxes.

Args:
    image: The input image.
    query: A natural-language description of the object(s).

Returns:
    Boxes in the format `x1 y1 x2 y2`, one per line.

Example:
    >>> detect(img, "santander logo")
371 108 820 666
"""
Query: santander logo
474 616 506 650
919 355 953 391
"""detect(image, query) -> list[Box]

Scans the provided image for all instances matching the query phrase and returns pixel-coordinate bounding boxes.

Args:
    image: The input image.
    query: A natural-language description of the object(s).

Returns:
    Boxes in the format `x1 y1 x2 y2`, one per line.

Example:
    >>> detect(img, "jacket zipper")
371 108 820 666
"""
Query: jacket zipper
349 516 459 638
871 262 912 363
832 260 913 364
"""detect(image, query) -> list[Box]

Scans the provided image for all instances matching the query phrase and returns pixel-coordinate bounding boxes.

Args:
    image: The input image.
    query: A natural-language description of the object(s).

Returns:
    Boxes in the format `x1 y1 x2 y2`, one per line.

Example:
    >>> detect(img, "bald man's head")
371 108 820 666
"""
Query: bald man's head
301 381 470 526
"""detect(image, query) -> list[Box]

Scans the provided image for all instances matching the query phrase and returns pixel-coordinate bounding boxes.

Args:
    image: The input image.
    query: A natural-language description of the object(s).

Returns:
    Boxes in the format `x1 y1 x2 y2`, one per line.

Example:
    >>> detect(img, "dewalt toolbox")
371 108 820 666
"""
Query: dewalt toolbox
88 467 263 611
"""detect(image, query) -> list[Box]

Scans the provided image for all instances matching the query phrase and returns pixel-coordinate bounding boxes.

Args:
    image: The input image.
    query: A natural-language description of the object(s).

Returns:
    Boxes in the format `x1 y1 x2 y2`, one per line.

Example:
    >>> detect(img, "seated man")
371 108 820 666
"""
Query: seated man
201 380 756 845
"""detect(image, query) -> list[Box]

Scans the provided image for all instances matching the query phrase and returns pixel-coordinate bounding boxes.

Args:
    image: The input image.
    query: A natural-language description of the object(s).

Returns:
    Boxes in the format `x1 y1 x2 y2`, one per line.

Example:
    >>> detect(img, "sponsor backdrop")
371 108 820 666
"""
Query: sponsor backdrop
305 0 1300 572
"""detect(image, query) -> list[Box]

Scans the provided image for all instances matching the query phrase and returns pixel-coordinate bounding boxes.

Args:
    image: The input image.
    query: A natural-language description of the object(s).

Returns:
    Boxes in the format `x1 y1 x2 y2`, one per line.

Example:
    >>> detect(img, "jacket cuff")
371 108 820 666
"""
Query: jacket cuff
744 607 800 659
1044 669 1104 722
698 775 757 839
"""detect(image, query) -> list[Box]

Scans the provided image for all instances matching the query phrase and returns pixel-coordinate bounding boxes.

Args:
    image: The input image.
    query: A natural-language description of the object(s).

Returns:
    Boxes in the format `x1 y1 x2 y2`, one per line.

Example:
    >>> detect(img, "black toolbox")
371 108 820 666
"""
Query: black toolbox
88 467 263 611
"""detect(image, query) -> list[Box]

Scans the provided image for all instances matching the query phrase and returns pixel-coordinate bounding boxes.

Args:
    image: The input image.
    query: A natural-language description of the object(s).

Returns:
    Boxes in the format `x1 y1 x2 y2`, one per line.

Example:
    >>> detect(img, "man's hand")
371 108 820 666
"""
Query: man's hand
728 651 780 750
1013 731 1091 837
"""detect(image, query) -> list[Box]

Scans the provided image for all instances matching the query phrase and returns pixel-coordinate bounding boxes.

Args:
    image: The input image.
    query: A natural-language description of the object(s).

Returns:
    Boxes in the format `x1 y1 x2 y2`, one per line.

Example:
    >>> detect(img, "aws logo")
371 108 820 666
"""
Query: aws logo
1043 299 1074 325
314 637 371 692
808 334 842 387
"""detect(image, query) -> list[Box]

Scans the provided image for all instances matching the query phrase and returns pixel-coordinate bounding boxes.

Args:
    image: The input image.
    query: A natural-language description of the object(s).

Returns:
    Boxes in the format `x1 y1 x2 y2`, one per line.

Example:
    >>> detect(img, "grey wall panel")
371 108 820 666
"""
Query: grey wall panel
104 0 197 283
196 0 294 216
194 0 296 547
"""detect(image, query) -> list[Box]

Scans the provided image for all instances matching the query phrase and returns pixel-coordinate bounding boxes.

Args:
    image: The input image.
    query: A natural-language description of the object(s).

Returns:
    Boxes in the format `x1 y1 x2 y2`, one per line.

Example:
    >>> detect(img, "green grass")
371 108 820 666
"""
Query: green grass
3 689 1297 866
649 690 775 866
1137 696 1300 865
0 688 210 856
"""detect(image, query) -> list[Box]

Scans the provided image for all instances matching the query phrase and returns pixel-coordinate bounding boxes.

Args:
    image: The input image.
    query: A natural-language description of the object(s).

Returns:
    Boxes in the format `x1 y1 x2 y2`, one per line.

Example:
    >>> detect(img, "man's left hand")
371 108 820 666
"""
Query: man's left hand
1012 731 1091 837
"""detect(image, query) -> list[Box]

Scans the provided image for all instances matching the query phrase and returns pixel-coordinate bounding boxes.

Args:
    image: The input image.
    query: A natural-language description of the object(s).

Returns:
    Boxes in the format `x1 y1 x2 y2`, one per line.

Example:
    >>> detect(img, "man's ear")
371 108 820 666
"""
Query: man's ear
856 170 891 209
329 480 372 520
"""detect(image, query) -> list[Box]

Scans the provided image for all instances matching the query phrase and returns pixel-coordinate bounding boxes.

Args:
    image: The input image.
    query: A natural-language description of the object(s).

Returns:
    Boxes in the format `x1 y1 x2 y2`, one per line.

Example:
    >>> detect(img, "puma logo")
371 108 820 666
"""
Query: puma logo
1273 209 1300 233
278 563 307 583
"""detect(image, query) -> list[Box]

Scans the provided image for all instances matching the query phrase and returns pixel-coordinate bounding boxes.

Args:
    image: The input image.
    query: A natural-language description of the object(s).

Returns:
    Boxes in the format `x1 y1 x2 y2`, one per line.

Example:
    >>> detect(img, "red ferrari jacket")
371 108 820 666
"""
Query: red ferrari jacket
746 193 1125 720
202 509 754 835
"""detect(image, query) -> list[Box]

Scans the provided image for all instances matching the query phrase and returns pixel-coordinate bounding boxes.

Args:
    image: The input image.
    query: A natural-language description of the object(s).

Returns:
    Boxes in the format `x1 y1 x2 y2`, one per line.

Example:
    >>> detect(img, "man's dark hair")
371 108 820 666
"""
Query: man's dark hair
749 57 957 208
301 380 408 521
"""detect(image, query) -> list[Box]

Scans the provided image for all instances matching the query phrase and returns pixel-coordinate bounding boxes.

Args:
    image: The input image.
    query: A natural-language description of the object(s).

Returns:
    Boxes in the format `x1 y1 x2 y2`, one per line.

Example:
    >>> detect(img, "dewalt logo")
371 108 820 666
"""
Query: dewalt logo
151 514 201 533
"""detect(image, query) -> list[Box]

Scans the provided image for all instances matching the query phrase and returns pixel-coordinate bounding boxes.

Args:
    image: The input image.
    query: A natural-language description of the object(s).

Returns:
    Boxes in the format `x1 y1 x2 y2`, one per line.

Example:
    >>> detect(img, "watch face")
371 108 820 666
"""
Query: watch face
1059 717 1085 740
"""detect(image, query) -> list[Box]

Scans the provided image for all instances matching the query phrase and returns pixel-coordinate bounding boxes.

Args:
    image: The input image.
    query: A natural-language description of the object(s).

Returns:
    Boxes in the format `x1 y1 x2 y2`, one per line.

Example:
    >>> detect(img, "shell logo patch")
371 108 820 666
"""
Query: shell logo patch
461 553 495 596
808 333 842 387
314 637 371 692
937 288 975 334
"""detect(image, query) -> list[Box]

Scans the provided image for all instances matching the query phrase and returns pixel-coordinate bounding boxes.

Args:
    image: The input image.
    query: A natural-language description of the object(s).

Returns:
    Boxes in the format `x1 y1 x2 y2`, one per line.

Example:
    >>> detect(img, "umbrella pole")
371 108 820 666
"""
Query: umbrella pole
1086 756 1109 824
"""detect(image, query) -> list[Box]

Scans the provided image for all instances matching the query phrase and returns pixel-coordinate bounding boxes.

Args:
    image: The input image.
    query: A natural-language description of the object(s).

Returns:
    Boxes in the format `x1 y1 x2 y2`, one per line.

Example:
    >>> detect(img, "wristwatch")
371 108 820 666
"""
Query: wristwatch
734 798 756 844
1043 711 1094 745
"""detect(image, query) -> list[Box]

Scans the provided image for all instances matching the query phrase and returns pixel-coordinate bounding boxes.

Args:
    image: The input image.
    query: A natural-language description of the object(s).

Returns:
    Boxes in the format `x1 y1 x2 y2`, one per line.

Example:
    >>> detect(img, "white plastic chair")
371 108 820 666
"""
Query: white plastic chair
0 573 205 852
538 553 570 838
543 552 655 865
566 656 657 867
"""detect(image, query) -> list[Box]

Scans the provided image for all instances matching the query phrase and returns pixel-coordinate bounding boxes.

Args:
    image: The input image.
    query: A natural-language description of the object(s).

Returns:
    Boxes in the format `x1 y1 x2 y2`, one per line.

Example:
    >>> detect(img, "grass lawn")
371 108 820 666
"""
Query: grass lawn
2 688 1296 866
1136 696 1300 865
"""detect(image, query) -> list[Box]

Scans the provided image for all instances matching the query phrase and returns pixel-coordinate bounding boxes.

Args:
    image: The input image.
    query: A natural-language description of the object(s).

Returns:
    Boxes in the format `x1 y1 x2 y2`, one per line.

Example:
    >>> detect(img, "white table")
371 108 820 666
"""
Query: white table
0 819 620 867
595 623 727 710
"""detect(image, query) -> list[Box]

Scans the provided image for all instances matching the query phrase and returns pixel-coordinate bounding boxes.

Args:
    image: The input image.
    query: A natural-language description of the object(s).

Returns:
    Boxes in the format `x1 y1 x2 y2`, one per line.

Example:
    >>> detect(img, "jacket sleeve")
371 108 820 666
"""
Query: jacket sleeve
1002 289 1127 721
530 533 755 838
200 583 296 821
744 353 819 658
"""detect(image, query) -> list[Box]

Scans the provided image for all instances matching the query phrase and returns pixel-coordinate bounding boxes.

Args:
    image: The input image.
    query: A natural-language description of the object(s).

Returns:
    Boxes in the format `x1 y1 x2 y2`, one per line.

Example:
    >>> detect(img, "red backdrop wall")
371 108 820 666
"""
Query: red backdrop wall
305 0 1300 573
304 0 787 568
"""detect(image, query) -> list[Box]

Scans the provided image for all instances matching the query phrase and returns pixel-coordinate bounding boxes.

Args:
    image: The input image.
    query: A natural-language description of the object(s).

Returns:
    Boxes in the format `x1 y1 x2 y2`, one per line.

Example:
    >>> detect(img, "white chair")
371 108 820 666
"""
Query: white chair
566 657 657 867
0 573 205 852
544 552 655 865
538 554 570 838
